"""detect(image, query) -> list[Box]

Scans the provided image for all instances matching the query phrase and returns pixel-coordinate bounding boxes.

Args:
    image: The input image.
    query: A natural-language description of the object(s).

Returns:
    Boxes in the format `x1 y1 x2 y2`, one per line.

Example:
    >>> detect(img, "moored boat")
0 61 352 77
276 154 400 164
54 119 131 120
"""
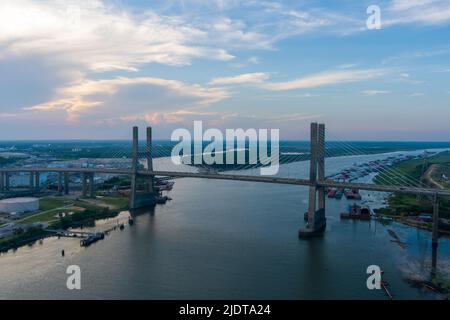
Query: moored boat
327 188 337 198
335 188 344 199
340 204 371 220
345 189 362 200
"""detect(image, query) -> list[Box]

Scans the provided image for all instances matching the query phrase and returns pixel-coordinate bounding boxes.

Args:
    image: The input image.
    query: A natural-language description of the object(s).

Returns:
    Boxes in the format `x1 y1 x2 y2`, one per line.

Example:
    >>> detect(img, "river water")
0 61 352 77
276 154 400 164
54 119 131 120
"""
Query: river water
1 150 449 299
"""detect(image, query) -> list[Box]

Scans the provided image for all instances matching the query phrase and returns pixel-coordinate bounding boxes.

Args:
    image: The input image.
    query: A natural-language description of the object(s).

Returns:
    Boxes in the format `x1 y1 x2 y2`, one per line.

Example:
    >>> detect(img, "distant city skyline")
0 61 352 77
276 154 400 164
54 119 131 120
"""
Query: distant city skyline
1 0 450 141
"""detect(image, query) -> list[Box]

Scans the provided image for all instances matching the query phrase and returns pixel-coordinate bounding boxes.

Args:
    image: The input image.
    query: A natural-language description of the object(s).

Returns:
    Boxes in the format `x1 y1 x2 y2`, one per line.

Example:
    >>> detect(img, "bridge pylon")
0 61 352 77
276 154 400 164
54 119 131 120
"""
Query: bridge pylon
129 126 156 209
299 122 327 238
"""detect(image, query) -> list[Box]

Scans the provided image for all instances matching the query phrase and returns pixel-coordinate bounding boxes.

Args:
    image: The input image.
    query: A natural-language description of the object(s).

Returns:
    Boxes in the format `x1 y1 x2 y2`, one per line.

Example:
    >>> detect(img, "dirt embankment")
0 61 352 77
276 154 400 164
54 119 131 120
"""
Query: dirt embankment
423 164 445 189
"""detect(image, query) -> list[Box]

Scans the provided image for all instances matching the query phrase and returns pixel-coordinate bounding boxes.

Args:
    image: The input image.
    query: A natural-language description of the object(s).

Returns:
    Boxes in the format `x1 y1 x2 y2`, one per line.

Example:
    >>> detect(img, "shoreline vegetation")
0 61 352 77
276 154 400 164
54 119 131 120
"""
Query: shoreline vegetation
0 195 129 253
373 151 450 234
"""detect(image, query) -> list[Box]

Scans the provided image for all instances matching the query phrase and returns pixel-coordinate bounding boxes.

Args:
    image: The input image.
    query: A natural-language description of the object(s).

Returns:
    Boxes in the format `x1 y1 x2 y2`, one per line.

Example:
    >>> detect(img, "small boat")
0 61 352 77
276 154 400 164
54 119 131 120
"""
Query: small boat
335 188 344 199
155 181 175 191
80 232 105 247
155 184 173 191
327 188 337 198
155 195 169 204
345 189 362 200
341 204 371 220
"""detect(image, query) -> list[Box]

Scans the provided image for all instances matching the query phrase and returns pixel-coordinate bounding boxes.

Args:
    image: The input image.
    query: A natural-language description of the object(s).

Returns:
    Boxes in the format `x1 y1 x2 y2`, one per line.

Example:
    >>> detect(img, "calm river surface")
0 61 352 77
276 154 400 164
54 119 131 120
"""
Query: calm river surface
1 151 449 299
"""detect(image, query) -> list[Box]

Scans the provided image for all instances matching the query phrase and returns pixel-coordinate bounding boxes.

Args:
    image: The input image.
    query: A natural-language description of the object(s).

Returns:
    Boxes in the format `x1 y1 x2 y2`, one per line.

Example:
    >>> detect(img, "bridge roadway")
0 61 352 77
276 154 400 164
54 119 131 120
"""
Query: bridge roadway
1 167 450 198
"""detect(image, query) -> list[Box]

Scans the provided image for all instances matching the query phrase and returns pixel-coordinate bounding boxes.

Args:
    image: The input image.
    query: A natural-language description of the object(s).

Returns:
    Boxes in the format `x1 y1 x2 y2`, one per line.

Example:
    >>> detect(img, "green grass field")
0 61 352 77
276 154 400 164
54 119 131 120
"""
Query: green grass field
374 151 450 218
17 195 128 225
374 150 450 186
20 207 84 224
38 197 71 211
97 196 129 210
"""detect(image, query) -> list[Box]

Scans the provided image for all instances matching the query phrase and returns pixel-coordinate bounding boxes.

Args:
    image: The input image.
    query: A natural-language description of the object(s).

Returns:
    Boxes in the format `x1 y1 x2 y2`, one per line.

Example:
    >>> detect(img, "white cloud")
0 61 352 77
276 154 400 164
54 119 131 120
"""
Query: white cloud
408 92 425 97
254 1 350 39
119 109 219 125
338 63 359 69
206 17 271 49
262 69 385 91
0 113 18 118
0 0 235 72
362 90 389 96
248 56 260 64
390 0 436 11
209 72 269 85
25 77 230 122
386 0 450 26
181 110 322 127
271 113 322 122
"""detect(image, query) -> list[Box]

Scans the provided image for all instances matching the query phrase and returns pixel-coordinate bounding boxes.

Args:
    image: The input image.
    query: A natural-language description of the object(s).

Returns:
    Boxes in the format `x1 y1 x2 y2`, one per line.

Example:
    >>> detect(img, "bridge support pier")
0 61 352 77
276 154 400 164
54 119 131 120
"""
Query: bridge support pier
130 126 156 210
64 173 69 195
299 122 327 238
29 172 35 190
89 173 95 198
35 172 40 191
58 172 63 195
1 172 4 192
432 195 439 248
5 172 10 191
82 173 88 197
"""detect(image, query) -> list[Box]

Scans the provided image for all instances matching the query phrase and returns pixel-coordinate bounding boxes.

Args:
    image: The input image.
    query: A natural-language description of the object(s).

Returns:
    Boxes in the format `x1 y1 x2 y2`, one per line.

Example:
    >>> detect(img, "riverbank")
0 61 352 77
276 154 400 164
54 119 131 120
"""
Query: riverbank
375 213 450 236
0 195 129 253
374 151 450 219
0 227 51 252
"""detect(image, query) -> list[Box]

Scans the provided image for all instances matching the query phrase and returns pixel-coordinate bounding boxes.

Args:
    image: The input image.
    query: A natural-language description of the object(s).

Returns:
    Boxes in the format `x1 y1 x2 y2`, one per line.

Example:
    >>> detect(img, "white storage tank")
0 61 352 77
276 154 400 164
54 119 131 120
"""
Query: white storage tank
0 197 39 214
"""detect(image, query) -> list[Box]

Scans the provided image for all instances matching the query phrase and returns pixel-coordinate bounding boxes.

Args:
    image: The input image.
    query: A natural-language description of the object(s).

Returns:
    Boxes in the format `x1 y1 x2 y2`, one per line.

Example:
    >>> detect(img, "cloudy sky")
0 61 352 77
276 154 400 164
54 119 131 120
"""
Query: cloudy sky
0 0 449 140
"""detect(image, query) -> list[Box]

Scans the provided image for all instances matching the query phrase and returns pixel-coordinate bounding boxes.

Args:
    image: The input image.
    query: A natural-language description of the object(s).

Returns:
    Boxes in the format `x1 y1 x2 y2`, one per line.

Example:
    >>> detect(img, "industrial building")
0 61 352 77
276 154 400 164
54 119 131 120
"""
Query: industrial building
0 197 39 214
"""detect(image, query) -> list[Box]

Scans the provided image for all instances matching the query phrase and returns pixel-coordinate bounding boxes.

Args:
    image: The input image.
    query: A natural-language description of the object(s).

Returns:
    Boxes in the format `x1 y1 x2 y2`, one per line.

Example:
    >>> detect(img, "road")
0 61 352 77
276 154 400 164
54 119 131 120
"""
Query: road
424 164 445 190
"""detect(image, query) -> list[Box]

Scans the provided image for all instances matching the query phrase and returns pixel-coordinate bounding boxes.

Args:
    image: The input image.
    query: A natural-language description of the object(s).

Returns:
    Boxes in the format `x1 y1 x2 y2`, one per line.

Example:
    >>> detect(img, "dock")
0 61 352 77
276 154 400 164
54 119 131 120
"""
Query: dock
47 229 105 247
48 229 99 238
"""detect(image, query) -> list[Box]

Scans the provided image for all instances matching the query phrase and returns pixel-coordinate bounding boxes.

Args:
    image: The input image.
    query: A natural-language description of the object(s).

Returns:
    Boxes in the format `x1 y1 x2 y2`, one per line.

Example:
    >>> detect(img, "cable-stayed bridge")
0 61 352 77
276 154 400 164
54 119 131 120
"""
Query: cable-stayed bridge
1 123 449 246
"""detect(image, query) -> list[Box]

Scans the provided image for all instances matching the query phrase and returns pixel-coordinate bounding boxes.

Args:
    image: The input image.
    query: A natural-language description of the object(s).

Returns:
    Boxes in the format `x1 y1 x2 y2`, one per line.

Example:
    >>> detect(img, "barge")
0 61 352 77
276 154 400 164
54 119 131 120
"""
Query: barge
340 204 371 220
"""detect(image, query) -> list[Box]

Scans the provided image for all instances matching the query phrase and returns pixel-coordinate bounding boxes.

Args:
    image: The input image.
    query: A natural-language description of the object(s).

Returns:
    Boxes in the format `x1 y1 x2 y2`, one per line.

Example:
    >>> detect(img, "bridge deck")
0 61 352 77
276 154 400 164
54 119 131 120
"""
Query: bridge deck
1 167 450 197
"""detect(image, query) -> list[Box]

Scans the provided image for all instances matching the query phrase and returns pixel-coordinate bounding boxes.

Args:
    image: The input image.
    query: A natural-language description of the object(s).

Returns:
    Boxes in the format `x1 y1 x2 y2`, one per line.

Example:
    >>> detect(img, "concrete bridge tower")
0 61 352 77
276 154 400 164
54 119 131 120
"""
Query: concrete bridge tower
299 122 327 238
130 126 156 209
